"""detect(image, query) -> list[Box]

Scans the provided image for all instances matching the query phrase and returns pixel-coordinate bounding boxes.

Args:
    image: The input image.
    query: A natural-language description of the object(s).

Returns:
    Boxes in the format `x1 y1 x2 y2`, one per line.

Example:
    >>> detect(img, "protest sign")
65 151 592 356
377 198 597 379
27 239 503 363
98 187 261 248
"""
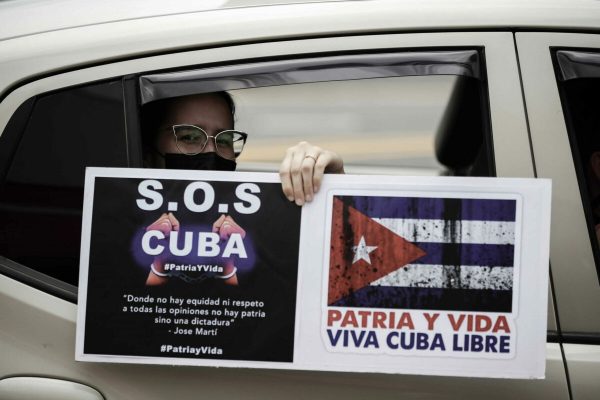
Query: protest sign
76 168 300 363
76 168 551 379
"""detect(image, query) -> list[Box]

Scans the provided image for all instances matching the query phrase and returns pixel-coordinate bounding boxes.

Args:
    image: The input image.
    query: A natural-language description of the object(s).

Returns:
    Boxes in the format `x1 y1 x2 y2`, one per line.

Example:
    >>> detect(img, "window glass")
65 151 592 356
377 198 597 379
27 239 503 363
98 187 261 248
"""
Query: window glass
0 80 128 285
553 50 600 279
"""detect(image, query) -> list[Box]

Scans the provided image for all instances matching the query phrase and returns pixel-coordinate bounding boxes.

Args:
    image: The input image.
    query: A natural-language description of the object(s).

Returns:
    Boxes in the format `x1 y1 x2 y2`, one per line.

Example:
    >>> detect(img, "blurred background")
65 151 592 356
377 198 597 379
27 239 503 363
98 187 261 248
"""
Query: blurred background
232 75 456 175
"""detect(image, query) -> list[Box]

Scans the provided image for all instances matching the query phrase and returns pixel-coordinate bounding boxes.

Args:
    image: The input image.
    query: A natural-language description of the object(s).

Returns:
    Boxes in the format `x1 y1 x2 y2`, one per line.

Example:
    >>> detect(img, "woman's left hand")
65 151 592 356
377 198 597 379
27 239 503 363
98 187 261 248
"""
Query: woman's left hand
279 141 344 206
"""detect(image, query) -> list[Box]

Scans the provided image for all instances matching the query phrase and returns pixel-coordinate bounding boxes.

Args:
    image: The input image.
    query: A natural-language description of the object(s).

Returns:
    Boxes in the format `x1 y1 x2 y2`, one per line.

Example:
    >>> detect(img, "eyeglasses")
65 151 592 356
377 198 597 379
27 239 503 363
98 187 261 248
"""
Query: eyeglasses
170 124 247 160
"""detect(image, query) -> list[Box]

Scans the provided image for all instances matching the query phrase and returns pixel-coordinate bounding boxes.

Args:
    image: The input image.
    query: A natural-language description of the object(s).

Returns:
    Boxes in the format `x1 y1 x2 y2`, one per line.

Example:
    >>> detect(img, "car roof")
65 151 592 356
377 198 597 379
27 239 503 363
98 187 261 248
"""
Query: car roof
1 0 599 41
0 0 351 41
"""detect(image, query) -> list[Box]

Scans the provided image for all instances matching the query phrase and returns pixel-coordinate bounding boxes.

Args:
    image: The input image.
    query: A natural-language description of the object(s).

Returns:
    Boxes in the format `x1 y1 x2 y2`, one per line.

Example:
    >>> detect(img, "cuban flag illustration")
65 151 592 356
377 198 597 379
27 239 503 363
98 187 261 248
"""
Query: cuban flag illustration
328 195 517 312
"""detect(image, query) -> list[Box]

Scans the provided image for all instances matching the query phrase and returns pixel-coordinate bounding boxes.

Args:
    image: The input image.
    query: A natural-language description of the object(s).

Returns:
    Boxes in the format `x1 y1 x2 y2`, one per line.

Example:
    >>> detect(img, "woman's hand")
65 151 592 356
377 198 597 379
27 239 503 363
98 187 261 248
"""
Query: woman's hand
279 141 344 206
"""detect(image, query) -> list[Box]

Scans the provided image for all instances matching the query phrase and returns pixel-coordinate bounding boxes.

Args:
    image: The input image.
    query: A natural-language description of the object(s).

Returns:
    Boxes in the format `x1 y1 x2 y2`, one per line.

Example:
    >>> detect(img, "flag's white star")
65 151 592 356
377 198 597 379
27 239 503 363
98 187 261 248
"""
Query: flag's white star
352 236 378 264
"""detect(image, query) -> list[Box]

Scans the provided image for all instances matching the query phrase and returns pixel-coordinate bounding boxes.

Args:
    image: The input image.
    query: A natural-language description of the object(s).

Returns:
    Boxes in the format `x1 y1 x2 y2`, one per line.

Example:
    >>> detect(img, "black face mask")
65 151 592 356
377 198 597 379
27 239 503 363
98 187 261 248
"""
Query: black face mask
164 152 236 171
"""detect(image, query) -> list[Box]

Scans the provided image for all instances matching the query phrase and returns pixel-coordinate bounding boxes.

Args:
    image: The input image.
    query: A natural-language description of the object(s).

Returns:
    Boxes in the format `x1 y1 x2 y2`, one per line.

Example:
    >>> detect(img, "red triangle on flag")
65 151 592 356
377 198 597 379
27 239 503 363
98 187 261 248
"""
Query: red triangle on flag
328 197 426 305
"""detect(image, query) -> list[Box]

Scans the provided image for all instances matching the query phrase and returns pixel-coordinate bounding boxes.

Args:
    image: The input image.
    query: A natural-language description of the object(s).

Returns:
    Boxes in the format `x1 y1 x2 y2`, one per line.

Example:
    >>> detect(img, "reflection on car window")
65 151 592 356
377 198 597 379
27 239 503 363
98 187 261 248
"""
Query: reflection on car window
554 50 600 279
0 81 128 285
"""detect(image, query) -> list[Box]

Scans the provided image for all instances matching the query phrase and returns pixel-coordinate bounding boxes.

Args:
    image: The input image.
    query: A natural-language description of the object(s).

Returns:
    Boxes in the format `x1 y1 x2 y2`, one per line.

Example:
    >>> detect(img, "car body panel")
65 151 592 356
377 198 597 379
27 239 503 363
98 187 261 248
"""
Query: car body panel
0 273 570 399
564 344 600 400
1 0 599 42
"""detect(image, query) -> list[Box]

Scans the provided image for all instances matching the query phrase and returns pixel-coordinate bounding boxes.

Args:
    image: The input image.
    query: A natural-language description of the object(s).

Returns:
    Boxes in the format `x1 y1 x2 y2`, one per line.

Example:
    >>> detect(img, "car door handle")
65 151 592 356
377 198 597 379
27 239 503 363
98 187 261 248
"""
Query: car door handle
0 377 104 400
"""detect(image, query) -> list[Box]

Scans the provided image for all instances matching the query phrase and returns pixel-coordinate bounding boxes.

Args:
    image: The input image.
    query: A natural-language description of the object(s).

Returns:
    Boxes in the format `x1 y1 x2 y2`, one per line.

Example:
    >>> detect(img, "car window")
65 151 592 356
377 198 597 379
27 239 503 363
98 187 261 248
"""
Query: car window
0 51 493 290
0 80 128 285
140 51 493 177
553 49 600 281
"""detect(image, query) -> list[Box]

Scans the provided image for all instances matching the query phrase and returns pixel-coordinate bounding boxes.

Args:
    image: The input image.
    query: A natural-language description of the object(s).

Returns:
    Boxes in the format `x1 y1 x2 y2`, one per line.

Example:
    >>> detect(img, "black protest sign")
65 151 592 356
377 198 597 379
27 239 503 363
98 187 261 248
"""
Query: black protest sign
79 170 300 363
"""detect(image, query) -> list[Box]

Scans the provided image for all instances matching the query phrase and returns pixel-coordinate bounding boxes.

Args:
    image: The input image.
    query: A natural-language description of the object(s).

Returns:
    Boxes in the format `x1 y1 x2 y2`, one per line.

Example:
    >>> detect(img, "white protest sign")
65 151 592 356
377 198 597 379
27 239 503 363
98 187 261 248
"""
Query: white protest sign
76 168 551 379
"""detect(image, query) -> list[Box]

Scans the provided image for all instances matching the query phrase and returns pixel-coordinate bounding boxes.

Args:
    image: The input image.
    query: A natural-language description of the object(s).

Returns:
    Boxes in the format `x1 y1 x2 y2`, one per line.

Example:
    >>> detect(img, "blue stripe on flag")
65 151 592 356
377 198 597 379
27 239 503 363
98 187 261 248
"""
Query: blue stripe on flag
339 196 516 222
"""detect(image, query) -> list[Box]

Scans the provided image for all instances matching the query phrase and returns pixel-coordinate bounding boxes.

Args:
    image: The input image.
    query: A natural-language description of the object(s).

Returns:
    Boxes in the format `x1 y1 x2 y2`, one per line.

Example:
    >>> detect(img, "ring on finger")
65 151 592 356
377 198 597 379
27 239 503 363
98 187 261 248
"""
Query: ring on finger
304 155 318 162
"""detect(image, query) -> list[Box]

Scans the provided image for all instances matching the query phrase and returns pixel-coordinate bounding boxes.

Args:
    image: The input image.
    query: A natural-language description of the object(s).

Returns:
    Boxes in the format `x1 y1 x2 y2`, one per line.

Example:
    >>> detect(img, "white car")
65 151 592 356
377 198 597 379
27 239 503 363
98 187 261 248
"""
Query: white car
1 0 599 399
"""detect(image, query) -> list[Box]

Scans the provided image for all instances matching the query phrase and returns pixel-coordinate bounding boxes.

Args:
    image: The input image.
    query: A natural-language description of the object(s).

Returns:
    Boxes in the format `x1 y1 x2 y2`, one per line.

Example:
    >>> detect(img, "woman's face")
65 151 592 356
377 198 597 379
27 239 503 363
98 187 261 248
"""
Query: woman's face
149 93 234 168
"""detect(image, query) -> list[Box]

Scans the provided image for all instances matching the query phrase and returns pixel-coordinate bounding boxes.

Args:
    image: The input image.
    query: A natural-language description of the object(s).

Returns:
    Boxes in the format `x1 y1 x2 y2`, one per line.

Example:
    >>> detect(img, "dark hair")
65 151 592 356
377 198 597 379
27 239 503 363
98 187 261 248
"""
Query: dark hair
217 91 236 116
141 91 236 147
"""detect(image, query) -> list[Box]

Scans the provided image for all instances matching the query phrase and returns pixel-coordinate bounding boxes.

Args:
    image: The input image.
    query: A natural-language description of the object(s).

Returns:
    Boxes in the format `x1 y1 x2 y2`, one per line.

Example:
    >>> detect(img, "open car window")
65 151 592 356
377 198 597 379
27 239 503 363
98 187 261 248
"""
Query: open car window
228 75 488 176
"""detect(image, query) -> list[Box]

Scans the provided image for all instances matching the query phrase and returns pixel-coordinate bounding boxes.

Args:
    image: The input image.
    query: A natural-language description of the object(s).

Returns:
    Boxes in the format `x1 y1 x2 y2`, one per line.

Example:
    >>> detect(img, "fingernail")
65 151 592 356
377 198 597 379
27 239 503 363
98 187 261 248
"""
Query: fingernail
295 198 304 206
287 196 294 202
305 194 312 202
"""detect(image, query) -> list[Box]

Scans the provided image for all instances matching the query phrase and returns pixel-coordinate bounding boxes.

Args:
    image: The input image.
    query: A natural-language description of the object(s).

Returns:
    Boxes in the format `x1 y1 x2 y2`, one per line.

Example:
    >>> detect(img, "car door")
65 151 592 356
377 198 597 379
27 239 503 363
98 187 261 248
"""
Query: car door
516 32 600 400
0 26 567 399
